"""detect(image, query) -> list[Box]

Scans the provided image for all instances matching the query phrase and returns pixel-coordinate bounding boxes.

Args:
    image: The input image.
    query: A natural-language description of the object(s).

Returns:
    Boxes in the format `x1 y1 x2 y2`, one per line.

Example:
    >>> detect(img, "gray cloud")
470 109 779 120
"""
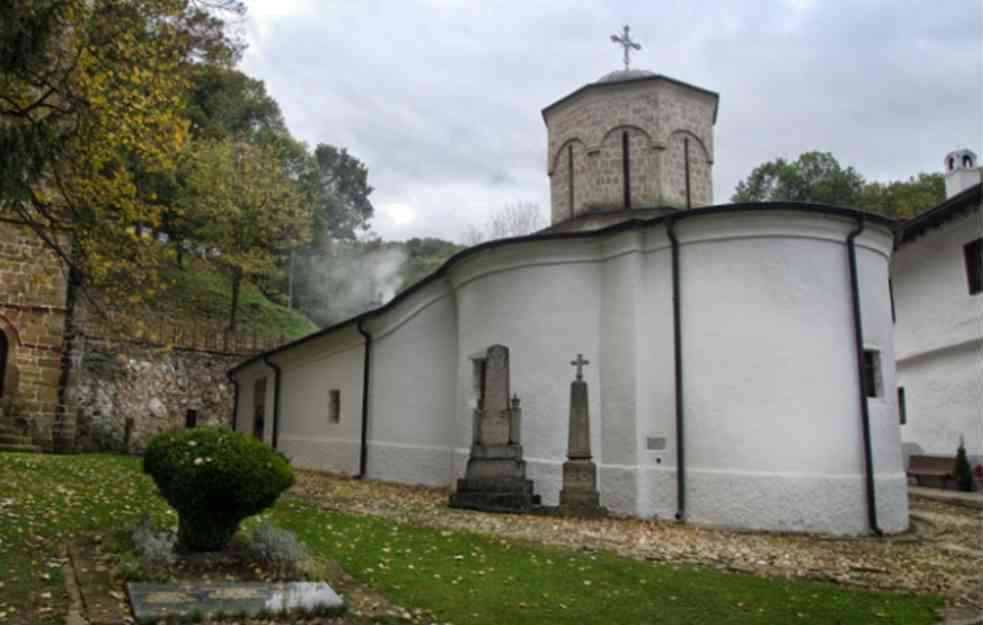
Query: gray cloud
241 0 982 241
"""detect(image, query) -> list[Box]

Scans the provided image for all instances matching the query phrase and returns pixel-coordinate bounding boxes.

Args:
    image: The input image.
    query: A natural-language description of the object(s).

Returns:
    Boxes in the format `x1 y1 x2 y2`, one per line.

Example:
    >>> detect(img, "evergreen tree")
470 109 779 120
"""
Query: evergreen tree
955 438 975 492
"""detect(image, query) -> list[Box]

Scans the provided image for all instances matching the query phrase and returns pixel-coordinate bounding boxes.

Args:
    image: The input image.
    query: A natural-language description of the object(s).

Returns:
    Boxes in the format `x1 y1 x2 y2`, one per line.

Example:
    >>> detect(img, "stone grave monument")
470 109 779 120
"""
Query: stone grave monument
449 344 540 512
558 354 604 516
127 581 345 623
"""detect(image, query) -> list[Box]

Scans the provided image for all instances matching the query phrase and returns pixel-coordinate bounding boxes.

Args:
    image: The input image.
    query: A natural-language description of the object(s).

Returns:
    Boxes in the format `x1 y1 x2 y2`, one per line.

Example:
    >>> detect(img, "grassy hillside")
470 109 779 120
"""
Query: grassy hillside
159 263 318 341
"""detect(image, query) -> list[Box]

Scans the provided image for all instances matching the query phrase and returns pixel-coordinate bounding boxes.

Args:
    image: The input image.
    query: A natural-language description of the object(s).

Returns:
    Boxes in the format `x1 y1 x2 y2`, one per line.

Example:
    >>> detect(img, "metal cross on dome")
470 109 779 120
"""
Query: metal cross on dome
610 25 642 70
570 354 590 381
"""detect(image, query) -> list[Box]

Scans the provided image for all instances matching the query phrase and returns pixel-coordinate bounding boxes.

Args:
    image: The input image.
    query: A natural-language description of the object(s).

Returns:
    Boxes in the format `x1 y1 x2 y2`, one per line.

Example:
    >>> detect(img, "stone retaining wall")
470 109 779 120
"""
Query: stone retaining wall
70 339 241 453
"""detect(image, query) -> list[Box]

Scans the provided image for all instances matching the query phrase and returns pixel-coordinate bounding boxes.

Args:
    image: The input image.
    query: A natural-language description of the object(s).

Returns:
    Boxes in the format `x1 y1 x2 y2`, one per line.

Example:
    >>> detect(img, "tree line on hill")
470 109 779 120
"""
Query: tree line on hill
0 1 549 333
0 1 380 334
731 151 945 219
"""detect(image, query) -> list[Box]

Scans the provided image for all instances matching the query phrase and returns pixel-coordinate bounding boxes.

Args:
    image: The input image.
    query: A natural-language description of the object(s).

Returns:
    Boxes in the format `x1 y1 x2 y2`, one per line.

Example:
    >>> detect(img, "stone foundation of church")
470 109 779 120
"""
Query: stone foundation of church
285 444 906 535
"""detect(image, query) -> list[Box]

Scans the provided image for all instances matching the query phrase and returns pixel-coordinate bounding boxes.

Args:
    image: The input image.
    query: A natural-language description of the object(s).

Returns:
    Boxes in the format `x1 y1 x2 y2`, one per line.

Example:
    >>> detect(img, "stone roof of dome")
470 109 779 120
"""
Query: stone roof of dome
595 68 656 84
542 70 720 123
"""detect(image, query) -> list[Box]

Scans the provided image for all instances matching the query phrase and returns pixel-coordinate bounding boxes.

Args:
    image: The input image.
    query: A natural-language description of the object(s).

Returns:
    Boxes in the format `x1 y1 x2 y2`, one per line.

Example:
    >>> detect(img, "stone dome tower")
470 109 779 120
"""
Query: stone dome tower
542 56 718 231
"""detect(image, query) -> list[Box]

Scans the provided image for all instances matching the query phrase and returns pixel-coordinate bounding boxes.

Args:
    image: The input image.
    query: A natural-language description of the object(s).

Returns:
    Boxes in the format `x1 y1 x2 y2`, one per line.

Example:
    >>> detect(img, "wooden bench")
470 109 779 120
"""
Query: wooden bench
906 454 957 486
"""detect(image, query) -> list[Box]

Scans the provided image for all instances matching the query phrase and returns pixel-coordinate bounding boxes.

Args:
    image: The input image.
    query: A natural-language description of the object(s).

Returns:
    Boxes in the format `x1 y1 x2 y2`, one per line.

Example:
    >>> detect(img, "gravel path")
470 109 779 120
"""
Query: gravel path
292 472 982 610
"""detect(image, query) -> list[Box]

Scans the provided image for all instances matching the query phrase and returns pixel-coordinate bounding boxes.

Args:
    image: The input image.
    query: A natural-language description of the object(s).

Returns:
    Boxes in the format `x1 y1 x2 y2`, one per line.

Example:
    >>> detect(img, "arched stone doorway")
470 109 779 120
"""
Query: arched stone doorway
0 320 19 401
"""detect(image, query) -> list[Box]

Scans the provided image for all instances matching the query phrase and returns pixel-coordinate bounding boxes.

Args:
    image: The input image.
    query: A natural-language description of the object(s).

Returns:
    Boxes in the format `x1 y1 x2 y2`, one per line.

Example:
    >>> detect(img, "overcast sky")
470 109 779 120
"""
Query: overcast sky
239 1 982 242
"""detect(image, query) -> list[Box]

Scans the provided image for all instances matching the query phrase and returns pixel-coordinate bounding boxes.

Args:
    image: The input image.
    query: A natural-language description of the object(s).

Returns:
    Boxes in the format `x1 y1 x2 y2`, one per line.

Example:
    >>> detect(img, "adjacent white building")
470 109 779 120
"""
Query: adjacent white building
229 67 911 536
893 150 982 466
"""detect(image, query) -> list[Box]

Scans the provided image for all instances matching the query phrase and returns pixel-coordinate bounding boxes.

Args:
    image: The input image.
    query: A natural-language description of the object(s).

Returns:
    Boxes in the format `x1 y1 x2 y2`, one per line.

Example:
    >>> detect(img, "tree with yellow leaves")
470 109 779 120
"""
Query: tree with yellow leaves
181 139 312 333
0 0 243 301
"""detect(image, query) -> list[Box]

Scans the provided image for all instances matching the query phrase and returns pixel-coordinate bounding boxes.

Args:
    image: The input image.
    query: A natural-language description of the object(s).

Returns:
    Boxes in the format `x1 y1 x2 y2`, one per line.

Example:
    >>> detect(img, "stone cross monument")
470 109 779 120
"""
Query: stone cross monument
449 345 540 512
558 354 603 515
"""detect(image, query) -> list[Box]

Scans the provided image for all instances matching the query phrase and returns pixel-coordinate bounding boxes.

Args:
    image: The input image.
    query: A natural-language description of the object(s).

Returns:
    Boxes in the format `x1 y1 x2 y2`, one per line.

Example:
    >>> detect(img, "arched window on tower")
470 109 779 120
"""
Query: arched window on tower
948 157 956 171
964 155 974 168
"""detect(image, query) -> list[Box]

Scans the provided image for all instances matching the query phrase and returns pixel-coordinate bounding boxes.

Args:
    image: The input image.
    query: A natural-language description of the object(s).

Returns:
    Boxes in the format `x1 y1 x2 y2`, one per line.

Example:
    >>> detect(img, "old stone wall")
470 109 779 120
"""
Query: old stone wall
664 130 712 208
70 339 241 453
0 220 70 447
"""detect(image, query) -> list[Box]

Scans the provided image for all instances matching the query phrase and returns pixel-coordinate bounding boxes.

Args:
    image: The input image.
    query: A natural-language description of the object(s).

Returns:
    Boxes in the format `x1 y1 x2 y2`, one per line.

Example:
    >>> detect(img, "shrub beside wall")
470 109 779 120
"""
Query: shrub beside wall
144 427 295 551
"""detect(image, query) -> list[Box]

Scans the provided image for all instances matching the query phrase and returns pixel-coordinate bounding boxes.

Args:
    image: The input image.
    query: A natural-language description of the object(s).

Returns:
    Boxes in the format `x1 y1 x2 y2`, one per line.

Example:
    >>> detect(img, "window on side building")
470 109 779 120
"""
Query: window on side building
329 389 341 424
897 387 906 425
964 238 982 295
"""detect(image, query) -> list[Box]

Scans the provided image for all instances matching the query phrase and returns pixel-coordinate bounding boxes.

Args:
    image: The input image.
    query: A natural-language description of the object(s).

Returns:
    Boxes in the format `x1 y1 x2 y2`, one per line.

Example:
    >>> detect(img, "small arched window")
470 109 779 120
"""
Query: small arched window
948 157 956 171
964 155 973 168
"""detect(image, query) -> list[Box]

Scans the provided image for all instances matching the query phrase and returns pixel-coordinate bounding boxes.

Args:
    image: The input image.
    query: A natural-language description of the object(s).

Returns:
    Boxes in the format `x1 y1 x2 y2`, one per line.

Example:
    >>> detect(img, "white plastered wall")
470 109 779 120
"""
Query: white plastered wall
449 239 604 507
231 361 275 446
658 213 905 534
893 208 983 461
361 278 459 487
231 207 905 535
270 326 366 474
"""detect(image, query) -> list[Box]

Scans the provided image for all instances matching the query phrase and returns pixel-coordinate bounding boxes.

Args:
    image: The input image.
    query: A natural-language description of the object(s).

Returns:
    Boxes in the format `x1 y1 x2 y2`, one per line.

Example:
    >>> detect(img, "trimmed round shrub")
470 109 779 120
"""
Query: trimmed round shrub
144 427 294 551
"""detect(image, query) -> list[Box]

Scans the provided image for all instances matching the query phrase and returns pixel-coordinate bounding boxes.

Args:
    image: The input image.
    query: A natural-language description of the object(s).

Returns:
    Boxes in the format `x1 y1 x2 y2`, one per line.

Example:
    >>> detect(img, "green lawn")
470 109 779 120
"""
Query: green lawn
0 453 943 625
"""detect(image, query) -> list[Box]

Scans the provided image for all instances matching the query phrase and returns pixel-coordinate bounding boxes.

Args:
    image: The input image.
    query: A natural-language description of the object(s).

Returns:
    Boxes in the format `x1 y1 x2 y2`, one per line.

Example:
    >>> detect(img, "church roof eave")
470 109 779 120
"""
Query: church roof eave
894 182 982 248
541 73 721 124
228 202 896 376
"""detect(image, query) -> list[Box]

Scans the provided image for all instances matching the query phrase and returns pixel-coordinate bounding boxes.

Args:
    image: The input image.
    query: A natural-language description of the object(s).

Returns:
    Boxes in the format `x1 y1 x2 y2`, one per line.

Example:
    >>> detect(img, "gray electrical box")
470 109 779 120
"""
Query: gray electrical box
646 436 667 451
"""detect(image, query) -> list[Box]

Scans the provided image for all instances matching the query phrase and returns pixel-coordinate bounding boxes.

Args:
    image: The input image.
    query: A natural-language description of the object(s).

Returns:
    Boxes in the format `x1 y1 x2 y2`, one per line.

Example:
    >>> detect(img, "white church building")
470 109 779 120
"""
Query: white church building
229 64 912 536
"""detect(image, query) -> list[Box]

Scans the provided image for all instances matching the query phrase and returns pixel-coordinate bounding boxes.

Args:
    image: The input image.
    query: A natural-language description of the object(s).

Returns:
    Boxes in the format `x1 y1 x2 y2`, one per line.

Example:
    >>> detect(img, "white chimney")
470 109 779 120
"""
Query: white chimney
943 148 982 199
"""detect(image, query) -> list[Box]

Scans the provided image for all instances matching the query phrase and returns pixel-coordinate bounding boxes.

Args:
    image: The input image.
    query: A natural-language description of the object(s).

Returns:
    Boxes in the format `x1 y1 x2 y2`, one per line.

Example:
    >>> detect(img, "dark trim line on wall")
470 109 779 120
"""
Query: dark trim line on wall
846 215 883 536
262 354 282 450
354 319 373 479
227 372 240 432
667 217 686 522
568 144 575 219
622 131 632 210
684 138 692 209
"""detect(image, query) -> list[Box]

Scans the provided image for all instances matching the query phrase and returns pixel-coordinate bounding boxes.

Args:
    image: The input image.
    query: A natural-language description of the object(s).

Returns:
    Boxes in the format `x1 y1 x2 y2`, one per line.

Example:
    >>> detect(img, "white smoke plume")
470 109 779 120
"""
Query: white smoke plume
293 240 407 327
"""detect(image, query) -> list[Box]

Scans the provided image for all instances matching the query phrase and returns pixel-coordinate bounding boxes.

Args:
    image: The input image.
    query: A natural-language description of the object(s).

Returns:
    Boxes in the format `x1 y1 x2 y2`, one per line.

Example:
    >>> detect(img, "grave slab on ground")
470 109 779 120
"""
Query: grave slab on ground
127 581 345 623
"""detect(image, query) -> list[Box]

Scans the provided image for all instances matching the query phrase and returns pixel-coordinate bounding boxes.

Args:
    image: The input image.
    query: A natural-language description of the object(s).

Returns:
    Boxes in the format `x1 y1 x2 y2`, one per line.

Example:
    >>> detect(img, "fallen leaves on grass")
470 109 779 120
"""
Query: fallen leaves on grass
292 470 982 609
